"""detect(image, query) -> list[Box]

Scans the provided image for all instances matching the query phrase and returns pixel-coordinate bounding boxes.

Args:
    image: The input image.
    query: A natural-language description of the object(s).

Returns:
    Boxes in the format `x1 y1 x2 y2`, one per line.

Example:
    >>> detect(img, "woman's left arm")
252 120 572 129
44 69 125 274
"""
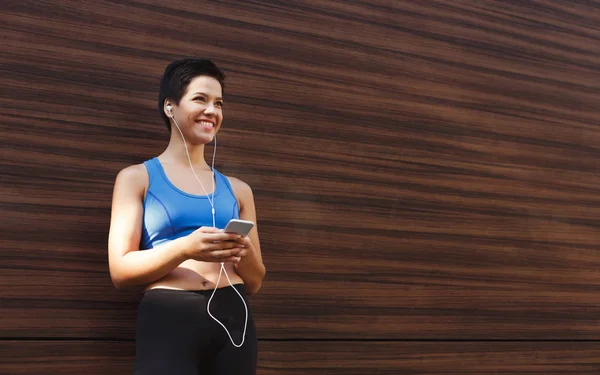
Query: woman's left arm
229 177 266 295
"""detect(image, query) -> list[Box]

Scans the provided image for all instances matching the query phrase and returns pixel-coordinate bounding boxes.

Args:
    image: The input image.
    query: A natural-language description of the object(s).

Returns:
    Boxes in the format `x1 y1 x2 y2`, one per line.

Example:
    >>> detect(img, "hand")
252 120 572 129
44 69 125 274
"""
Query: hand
182 227 246 263
222 232 253 264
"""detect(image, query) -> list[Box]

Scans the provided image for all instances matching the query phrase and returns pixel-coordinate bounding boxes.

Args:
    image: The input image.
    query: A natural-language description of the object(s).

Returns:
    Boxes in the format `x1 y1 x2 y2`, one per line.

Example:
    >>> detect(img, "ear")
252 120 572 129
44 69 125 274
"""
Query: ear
163 100 173 118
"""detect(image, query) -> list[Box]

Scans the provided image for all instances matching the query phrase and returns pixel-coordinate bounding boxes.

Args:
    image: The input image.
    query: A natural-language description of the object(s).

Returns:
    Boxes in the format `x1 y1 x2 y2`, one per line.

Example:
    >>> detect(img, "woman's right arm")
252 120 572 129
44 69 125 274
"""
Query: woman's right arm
108 165 189 289
107 165 245 289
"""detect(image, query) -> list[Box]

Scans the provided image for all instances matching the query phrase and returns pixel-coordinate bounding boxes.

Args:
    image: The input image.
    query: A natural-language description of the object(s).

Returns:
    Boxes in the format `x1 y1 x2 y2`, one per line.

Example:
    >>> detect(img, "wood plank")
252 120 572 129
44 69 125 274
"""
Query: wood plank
0 341 134 375
1 0 599 340
259 341 600 374
1 341 599 374
2 263 600 339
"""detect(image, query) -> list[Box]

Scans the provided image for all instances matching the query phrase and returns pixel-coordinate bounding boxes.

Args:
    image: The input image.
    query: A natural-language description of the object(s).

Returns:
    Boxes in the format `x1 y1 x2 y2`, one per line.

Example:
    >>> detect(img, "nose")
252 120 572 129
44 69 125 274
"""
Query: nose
204 103 217 115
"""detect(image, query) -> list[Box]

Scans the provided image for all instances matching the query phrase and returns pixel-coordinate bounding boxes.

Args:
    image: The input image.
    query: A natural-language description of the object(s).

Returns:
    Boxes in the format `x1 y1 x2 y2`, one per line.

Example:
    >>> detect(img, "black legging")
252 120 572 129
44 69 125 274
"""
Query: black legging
134 284 257 375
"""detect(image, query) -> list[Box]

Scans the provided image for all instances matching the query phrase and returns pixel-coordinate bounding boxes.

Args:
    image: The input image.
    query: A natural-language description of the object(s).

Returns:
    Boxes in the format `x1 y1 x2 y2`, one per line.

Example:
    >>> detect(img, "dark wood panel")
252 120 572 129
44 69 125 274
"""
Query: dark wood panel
1 341 599 374
2 266 599 339
2 0 600 343
0 341 134 375
258 341 600 374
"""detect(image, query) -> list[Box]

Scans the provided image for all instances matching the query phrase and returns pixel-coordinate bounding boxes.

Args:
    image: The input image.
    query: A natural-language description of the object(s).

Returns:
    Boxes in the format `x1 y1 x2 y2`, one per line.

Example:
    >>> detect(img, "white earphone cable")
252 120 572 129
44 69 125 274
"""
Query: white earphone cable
170 107 248 347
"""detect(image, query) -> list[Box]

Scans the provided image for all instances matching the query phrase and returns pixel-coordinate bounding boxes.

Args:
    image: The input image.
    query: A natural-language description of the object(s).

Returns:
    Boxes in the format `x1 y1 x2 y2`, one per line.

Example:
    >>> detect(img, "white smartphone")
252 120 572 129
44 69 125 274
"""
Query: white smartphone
223 219 255 236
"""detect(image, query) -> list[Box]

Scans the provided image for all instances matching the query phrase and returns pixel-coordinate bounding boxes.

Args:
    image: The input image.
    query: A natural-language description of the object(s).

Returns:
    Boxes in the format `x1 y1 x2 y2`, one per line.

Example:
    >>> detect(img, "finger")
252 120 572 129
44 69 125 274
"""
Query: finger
225 256 242 264
198 226 221 233
235 235 252 245
208 248 242 260
205 239 244 250
214 256 240 264
205 232 243 242
189 249 239 263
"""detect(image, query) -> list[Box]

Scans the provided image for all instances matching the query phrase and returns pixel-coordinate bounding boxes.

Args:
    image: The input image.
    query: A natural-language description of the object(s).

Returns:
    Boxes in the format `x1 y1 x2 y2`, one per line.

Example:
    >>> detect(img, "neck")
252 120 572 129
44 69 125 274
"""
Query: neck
162 136 212 170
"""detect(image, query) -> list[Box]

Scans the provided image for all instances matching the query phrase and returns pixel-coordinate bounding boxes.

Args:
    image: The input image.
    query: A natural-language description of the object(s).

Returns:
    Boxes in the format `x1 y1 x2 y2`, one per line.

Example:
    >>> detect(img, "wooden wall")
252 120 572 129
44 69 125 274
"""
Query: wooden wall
1 0 599 373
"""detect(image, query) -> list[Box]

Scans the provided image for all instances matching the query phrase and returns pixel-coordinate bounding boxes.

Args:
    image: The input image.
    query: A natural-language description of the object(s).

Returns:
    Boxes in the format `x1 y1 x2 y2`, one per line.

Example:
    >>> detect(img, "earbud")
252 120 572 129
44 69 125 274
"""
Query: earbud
166 104 172 116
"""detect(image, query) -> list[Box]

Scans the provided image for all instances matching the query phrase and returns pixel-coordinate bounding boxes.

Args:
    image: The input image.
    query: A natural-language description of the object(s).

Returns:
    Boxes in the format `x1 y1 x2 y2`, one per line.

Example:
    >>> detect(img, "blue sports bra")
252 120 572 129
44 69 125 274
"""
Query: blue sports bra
140 157 239 250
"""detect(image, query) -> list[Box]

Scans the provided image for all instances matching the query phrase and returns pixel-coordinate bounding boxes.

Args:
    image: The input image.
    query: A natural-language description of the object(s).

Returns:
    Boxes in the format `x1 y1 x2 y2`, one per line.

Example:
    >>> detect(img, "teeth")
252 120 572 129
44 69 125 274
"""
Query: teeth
199 121 214 127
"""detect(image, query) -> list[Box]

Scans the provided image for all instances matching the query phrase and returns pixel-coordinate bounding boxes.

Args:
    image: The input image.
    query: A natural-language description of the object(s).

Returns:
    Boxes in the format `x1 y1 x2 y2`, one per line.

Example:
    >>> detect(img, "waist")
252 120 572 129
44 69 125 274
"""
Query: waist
144 260 244 292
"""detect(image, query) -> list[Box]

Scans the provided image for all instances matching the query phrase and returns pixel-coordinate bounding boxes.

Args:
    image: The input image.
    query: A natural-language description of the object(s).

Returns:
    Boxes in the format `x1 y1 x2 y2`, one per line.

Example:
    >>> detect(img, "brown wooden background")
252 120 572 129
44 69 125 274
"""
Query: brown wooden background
1 0 599 373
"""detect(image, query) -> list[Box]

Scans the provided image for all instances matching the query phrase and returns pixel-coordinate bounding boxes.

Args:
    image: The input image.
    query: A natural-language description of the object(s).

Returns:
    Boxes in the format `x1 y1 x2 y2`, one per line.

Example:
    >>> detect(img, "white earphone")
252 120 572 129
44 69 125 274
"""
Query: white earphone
165 101 247 348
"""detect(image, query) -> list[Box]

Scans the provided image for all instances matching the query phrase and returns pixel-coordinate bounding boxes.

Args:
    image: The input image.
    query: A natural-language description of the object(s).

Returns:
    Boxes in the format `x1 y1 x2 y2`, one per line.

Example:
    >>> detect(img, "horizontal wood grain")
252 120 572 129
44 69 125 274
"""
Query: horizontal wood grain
2 266 599 339
2 0 600 346
0 341 134 375
258 341 600 374
1 340 598 374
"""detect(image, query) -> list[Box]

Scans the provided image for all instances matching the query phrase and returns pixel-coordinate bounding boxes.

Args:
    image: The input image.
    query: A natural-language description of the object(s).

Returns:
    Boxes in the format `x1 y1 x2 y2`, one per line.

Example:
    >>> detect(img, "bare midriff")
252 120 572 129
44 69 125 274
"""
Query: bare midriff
144 259 244 291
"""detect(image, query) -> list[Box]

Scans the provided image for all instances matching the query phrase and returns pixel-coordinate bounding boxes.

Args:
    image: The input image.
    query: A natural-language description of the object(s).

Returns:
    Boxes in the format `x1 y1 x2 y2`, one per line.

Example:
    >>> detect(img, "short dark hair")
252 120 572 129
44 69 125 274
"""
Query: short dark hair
157 59 226 131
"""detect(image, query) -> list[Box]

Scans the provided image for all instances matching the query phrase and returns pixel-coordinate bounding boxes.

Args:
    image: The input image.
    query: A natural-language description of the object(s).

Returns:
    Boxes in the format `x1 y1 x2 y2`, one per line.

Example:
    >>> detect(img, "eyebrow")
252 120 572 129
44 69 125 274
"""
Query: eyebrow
191 92 223 101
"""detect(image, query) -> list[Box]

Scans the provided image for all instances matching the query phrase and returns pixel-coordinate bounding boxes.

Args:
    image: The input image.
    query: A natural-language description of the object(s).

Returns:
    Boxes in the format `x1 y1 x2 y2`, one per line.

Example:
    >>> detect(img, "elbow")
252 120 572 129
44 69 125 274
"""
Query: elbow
109 256 129 289
245 265 266 296
110 274 128 290
111 275 139 290
245 283 261 296
109 256 144 290
109 268 137 290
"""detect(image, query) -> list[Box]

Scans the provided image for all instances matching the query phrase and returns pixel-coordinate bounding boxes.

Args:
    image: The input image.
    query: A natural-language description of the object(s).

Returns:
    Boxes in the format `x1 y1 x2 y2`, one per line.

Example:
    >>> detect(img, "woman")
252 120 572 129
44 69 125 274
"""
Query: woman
108 59 266 375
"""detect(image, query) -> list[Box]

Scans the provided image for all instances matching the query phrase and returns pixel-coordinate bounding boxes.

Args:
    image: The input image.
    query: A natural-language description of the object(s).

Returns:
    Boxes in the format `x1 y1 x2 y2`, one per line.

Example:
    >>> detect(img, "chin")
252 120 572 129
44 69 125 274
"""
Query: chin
191 134 215 145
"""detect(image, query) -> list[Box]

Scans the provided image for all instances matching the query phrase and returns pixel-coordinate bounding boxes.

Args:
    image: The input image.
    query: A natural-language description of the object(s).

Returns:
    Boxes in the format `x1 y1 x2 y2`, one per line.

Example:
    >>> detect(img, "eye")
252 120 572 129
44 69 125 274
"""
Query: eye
215 101 224 107
193 96 206 102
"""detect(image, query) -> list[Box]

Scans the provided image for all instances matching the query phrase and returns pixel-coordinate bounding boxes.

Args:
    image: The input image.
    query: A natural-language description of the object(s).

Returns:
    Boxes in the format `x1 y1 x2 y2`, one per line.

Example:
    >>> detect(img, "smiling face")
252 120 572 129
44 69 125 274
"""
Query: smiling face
166 75 224 145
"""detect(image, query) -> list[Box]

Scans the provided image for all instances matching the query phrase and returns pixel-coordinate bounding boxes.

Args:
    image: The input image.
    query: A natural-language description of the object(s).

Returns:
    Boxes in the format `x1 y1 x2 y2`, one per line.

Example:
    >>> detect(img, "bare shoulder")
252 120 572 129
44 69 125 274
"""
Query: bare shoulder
114 163 148 195
226 175 254 200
